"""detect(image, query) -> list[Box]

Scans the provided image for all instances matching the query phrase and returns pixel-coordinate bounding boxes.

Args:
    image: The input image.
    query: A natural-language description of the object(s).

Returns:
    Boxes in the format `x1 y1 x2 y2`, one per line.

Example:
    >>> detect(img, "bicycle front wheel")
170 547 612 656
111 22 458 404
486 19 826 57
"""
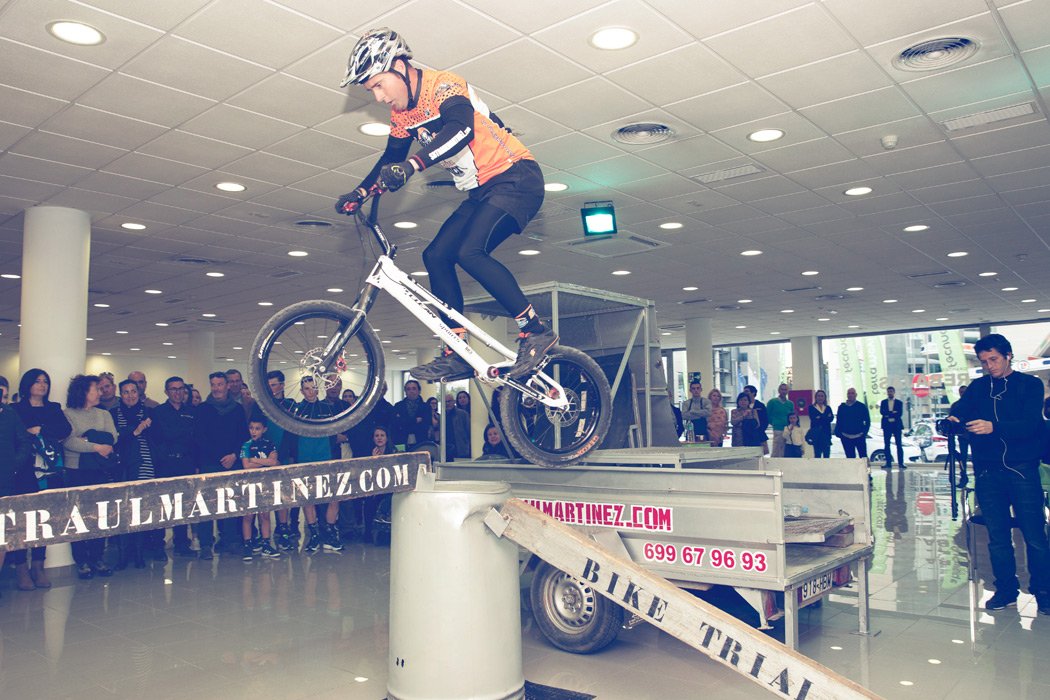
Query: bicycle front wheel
248 300 385 437
500 345 611 468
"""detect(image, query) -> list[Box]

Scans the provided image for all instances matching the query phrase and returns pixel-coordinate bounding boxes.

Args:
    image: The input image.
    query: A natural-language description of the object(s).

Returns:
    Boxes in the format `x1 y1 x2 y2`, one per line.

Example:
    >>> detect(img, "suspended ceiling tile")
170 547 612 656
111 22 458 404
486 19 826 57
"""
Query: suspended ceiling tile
952 121 1050 160
115 201 202 226
487 106 572 145
926 194 1008 216
265 130 374 170
665 82 788 133
289 170 363 199
776 204 854 226
248 187 332 215
635 134 742 171
40 104 167 150
788 159 882 190
822 0 989 48
801 87 920 135
713 112 829 156
526 133 622 171
751 138 855 174
182 105 302 151
0 84 68 127
713 175 806 202
460 0 606 34
174 0 341 69
969 144 1050 178
750 191 832 215
0 121 31 151
887 161 982 191
0 153 93 186
653 188 739 215
281 32 360 90
11 131 124 170
44 188 138 214
455 40 590 104
984 166 1050 194
76 0 212 31
138 130 253 170
523 78 651 132
102 153 209 187
614 173 704 203
1001 1 1050 52
122 36 273 102
377 0 518 71
147 187 244 215
902 58 1032 114
758 51 893 111
220 152 325 187
834 116 948 157
78 73 216 128
910 179 995 205
0 38 109 101
605 43 744 106
532 0 693 74
865 141 965 177
227 73 349 128
646 0 810 40
76 171 172 200
703 4 856 78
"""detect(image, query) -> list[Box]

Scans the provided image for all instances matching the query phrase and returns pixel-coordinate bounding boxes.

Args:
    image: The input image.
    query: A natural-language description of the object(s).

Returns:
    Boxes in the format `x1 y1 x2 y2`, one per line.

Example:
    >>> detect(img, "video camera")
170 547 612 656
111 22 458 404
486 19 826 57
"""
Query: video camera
936 417 966 437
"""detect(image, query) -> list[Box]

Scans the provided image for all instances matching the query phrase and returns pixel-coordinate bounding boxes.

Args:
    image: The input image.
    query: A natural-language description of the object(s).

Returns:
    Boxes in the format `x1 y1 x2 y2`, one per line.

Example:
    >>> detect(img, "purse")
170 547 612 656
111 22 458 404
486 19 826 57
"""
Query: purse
32 434 64 476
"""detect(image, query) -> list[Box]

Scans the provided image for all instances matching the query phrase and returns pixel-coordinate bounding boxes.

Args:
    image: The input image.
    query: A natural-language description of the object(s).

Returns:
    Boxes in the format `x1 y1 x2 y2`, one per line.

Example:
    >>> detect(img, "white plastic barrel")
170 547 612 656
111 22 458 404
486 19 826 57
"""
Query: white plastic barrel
387 478 523 700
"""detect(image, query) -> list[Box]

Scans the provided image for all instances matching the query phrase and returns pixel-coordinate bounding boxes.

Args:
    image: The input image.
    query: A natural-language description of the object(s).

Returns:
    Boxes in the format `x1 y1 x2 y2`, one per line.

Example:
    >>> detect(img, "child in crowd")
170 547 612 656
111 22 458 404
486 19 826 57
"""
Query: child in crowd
240 418 282 560
783 412 805 458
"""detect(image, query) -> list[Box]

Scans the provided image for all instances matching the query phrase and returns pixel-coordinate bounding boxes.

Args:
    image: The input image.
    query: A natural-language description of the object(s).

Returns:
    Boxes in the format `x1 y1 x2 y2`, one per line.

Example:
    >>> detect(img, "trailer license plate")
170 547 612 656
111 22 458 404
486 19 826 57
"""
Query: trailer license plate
799 572 834 604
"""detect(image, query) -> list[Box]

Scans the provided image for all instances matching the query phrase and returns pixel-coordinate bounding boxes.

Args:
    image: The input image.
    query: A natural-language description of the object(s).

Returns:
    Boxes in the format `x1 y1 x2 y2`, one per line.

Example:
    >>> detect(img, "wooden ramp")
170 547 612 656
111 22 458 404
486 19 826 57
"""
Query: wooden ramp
487 498 883 700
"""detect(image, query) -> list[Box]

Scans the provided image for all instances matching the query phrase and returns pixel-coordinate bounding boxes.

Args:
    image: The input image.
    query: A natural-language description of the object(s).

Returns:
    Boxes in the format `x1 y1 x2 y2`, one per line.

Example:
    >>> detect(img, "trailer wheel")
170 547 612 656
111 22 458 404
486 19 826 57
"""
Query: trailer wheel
530 561 623 654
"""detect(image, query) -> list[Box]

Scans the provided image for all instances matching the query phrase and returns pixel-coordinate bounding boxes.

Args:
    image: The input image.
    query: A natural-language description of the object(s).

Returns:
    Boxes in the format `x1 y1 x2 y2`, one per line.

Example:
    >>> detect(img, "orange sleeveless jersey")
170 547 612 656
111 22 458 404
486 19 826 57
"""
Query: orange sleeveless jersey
390 70 533 191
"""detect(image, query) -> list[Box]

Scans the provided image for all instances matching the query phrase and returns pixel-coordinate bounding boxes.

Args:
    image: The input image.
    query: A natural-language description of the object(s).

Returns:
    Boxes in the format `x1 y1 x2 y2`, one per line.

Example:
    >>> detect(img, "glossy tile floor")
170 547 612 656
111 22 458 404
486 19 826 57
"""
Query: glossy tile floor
2 466 1048 700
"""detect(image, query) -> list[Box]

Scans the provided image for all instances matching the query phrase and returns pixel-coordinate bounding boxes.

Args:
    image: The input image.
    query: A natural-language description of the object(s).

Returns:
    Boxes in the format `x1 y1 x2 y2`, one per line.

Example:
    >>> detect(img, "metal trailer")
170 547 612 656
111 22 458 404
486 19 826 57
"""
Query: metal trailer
438 448 874 653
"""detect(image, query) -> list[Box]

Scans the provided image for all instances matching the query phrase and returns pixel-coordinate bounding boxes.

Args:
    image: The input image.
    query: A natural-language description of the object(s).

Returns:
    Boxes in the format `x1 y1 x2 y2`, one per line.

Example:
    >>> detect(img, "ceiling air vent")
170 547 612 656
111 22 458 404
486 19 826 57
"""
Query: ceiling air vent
114 310 133 316
174 257 225 266
713 304 740 311
554 233 669 259
940 102 1037 132
295 220 333 229
892 37 980 72
934 281 967 288
162 298 186 304
198 318 227 324
783 285 821 293
692 164 765 184
533 202 577 222
612 123 674 146
678 299 712 306
270 270 301 279
814 294 845 301
906 270 950 279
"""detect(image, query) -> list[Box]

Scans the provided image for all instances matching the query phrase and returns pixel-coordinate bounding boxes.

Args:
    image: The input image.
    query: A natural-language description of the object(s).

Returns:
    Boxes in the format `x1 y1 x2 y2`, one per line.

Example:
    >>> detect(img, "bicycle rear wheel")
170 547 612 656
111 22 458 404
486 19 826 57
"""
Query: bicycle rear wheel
248 300 385 437
500 345 611 467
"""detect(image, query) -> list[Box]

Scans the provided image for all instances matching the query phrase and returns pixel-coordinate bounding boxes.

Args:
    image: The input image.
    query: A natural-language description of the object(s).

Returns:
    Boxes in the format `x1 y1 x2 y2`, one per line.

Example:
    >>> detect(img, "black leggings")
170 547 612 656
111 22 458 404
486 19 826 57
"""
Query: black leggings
422 200 529 323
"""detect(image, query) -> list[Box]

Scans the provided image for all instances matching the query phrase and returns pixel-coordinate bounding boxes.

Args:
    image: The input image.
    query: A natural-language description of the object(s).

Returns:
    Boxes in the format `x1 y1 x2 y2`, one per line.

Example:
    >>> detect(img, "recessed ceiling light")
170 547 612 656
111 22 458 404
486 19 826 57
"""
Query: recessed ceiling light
741 250 763 256
846 287 864 291
359 122 390 137
116 330 128 334
233 346 243 350
226 358 235 361
1039 309 1050 313
947 251 968 257
92 302 110 308
215 182 246 192
327 288 343 293
903 224 929 232
928 659 941 665
410 271 429 276
258 302 273 306
780 309 794 313
912 309 925 313
747 129 784 143
818 318 830 321
121 222 146 230
206 271 225 278
738 299 753 304
155 322 168 327
883 299 898 303
381 340 391 344
288 250 308 257
393 221 417 229
86 337 93 341
145 289 162 294
770 331 781 335
201 313 216 317
102 352 111 356
844 186 873 196
47 20 105 46
848 325 860 328
936 317 949 321
130 348 141 351
544 182 569 192
735 325 747 329
660 332 671 336
978 271 997 277
1022 298 1036 303
900 682 914 687
612 270 631 275
589 27 638 50
163 342 173 346
1002 286 1018 291
167 356 177 359
1 273 20 279
801 270 819 276
519 249 540 256
659 222 683 230
682 286 698 291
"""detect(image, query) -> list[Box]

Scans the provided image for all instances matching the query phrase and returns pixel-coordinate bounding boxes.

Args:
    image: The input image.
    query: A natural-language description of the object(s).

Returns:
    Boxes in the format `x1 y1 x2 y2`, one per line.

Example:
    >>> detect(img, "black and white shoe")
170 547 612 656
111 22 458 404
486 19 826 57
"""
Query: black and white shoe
506 328 558 380
410 352 474 382
985 590 1018 610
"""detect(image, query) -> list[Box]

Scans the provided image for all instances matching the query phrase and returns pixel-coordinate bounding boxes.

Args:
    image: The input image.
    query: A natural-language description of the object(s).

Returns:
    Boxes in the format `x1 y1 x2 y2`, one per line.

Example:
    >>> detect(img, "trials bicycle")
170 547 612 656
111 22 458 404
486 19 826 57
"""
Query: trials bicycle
248 187 611 467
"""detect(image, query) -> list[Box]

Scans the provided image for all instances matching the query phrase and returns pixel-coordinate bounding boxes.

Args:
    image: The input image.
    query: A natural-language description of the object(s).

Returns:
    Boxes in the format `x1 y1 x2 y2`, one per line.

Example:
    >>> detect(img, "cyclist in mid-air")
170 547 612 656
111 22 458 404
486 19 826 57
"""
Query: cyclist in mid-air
335 28 556 383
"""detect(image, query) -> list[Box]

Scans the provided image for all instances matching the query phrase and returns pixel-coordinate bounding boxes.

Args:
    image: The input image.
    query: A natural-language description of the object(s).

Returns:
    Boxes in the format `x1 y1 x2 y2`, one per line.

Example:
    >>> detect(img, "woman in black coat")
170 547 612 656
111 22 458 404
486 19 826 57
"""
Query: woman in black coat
11 369 72 590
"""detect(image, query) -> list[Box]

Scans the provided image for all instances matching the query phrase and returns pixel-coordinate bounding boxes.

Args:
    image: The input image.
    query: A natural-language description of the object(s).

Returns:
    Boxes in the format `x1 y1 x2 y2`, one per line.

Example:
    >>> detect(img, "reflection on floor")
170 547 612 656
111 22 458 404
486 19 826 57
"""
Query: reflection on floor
3 466 1049 699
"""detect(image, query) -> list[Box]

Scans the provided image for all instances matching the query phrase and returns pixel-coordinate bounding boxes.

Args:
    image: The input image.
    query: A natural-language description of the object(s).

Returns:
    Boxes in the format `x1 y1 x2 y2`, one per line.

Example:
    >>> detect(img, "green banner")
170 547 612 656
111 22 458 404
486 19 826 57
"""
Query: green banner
837 337 864 405
933 329 968 403
861 336 887 414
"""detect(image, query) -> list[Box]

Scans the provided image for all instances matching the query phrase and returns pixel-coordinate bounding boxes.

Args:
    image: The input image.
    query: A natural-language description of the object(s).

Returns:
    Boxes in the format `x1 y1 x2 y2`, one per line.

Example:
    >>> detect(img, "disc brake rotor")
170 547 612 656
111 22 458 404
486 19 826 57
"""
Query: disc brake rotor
545 387 580 426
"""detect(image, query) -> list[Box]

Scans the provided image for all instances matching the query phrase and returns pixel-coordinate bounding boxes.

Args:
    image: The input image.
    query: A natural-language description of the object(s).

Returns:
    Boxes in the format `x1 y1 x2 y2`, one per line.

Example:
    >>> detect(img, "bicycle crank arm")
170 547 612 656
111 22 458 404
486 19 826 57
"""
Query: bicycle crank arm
502 375 571 410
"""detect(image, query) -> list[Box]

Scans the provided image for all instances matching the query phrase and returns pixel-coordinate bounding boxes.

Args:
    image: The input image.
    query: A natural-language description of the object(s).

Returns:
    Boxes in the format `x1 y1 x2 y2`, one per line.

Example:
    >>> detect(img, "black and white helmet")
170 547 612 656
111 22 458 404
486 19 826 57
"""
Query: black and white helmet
340 28 413 87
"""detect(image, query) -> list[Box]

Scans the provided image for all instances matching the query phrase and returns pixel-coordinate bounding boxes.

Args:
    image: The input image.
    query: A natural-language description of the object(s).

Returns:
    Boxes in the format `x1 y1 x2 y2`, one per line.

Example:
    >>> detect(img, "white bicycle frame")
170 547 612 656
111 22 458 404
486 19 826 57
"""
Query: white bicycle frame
364 253 570 411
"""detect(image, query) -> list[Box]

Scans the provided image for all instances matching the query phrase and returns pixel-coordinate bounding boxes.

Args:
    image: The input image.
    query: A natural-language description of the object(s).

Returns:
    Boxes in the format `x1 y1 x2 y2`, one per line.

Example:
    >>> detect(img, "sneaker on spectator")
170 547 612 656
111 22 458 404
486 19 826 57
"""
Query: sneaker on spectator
260 542 281 559
1036 591 1050 616
985 590 1018 610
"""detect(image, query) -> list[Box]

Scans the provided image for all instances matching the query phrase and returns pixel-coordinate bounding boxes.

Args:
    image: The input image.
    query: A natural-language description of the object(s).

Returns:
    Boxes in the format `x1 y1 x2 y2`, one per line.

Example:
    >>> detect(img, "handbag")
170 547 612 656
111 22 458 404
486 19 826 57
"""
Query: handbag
32 434 64 477
77 429 120 475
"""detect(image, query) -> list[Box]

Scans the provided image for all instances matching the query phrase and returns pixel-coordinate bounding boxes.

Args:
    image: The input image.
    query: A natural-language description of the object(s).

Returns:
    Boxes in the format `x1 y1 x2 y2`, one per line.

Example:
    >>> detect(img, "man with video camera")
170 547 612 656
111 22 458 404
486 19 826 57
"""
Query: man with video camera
948 333 1050 614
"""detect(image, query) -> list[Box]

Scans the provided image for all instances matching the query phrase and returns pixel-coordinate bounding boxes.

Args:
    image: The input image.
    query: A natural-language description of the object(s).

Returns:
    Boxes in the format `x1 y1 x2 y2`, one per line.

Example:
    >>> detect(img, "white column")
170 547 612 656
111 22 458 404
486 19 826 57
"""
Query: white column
790 336 821 391
21 206 91 569
685 318 713 393
187 331 214 392
468 313 508 458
